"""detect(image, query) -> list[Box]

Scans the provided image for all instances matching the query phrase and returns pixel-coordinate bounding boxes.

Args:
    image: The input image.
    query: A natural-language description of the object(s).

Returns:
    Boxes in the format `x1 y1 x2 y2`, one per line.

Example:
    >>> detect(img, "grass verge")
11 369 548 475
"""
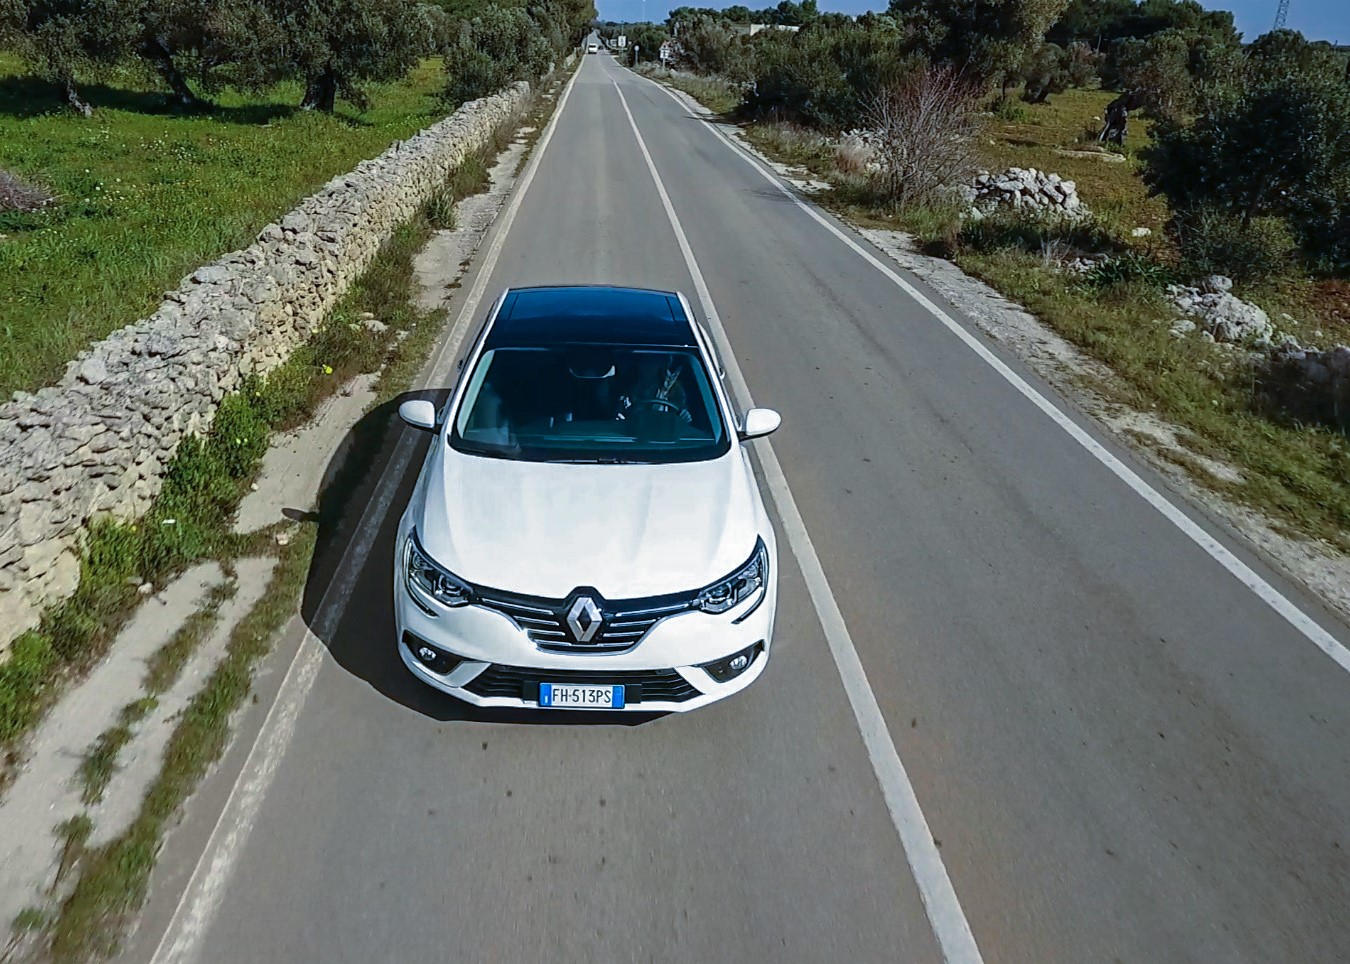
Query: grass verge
0 54 449 399
950 248 1350 548
35 222 432 957
646 70 1350 550
635 64 740 115
77 580 235 806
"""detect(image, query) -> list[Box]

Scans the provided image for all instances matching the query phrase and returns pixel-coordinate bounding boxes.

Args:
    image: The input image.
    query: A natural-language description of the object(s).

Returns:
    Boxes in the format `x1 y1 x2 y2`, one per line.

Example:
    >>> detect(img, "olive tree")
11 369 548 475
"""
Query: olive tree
886 0 1070 94
443 3 553 106
133 0 286 108
1 0 139 113
1021 39 1101 102
1144 34 1350 272
274 0 426 112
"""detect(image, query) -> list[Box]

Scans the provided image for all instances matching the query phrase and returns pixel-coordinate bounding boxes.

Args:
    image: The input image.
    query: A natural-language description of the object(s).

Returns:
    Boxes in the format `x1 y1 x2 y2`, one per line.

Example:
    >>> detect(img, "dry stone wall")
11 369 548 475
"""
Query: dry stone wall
0 82 531 655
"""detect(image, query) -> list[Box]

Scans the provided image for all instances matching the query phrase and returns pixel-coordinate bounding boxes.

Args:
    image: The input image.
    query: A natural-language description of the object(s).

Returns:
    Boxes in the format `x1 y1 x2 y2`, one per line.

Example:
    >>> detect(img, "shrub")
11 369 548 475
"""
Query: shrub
626 24 670 64
1144 45 1350 274
742 23 915 130
1169 205 1297 286
990 94 1026 121
1021 39 1102 103
678 15 739 75
1082 250 1174 289
867 66 982 210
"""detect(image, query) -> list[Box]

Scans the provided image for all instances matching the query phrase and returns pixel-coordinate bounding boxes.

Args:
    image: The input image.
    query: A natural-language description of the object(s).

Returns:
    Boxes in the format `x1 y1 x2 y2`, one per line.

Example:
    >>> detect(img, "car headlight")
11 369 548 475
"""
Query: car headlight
697 538 768 615
404 531 471 609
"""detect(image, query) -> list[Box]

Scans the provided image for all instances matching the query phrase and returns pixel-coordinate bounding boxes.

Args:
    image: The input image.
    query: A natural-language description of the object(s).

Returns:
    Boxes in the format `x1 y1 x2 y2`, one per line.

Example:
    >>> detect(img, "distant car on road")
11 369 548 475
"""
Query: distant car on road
587 42 599 54
394 286 781 713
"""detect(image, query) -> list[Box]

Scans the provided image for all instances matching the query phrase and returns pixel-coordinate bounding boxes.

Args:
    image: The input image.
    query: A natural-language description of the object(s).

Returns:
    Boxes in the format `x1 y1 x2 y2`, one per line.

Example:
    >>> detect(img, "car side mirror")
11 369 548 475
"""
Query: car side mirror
738 408 781 442
399 399 438 432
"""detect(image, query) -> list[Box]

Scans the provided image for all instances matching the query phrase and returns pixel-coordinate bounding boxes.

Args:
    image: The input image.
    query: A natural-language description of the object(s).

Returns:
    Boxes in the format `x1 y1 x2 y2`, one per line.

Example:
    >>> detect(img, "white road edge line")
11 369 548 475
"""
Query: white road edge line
149 64 585 964
635 72 1350 679
611 73 985 964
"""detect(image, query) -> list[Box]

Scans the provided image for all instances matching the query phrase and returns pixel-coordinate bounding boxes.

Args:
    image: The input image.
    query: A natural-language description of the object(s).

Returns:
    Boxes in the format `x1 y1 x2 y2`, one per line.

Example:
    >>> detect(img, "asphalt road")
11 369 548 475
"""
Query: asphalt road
134 53 1350 963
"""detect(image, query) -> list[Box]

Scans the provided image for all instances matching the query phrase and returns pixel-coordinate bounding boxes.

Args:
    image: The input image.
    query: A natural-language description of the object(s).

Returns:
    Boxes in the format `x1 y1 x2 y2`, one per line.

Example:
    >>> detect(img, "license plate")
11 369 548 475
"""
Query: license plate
538 682 625 709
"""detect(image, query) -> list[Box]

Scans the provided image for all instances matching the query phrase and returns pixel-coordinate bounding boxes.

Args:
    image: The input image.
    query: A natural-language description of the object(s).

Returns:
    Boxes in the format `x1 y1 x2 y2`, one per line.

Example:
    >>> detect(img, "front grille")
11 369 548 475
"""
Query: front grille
474 585 694 653
464 664 700 703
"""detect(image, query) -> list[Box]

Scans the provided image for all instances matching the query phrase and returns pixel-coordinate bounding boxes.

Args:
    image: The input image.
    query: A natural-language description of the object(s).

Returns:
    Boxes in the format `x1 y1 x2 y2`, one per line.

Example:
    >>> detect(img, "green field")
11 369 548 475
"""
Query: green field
0 55 449 400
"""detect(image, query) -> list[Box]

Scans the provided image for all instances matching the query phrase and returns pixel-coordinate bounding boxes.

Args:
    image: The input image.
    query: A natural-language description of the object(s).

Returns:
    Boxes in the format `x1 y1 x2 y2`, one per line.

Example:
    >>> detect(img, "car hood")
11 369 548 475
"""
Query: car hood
415 445 763 599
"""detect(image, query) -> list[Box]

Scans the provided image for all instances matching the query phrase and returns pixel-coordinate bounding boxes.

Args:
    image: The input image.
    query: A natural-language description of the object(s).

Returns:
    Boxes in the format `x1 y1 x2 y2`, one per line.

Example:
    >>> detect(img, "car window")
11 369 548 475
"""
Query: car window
450 345 730 463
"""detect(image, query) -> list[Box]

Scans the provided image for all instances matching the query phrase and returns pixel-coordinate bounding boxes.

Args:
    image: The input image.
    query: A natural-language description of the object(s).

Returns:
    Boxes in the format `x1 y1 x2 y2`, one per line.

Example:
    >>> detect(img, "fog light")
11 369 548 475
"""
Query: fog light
404 633 463 676
700 642 763 684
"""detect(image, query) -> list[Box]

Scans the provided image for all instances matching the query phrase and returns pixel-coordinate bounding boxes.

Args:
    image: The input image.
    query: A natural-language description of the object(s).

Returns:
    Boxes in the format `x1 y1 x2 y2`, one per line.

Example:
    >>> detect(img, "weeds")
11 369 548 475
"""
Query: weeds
639 66 740 115
1081 251 1174 290
77 708 141 807
425 188 457 230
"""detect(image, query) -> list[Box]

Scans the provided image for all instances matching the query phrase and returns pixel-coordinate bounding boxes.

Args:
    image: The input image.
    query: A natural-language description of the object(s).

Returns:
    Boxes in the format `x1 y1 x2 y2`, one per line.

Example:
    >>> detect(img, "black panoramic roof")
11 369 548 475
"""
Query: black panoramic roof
486 286 696 348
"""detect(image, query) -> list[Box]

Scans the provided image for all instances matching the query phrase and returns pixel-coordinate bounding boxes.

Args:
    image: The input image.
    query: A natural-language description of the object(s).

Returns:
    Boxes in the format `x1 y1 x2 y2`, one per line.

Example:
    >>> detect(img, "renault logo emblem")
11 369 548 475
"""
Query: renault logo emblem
565 596 603 643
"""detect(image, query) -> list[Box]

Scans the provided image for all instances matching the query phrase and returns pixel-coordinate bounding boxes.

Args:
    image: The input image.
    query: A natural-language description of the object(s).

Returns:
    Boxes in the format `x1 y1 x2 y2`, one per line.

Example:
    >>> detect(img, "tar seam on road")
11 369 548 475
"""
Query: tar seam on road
610 73 986 964
635 72 1350 680
149 64 587 964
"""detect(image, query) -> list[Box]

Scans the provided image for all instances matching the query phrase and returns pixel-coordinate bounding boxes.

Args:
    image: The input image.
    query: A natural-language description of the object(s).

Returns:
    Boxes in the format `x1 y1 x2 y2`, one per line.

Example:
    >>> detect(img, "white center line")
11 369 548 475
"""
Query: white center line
634 72 1350 679
611 73 985 964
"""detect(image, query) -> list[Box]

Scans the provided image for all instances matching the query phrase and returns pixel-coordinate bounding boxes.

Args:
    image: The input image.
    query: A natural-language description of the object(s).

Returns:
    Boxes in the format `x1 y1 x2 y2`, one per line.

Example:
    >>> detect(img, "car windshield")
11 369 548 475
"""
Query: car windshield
450 345 729 463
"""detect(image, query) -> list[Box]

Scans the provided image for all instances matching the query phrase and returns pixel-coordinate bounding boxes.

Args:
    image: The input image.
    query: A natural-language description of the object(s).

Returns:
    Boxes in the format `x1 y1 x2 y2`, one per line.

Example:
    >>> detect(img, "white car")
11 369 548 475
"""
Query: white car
587 42 599 54
394 286 780 713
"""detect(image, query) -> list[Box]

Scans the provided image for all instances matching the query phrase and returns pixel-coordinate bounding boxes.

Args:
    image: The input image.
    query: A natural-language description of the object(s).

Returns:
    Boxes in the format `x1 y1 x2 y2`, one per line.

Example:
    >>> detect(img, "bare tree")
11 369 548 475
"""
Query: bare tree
866 66 983 210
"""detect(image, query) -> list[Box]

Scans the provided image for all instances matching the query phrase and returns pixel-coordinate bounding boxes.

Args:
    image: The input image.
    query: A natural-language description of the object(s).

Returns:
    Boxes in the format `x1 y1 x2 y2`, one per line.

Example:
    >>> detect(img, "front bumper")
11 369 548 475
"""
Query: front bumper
393 562 777 713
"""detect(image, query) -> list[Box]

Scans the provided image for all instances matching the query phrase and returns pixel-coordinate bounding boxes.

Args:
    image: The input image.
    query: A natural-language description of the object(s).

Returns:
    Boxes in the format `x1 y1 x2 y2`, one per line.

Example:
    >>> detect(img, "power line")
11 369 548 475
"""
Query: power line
1273 0 1290 31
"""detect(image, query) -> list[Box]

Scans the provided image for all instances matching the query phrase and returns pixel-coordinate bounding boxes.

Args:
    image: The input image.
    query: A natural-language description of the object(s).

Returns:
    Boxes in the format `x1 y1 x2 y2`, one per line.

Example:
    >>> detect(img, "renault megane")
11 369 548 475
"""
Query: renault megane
394 285 780 712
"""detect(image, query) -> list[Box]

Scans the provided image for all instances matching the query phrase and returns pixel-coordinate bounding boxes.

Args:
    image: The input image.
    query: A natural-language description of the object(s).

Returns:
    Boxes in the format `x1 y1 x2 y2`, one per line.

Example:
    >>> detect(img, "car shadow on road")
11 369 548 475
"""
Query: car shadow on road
298 389 665 728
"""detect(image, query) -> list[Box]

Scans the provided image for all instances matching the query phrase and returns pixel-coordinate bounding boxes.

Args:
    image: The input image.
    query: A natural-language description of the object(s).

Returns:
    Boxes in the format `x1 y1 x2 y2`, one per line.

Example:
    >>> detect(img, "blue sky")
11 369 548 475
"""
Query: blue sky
596 0 1348 44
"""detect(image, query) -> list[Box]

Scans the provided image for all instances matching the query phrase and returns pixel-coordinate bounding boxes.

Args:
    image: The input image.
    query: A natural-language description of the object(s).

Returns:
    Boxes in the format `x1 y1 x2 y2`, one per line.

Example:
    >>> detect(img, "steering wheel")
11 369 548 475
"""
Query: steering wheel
628 398 692 422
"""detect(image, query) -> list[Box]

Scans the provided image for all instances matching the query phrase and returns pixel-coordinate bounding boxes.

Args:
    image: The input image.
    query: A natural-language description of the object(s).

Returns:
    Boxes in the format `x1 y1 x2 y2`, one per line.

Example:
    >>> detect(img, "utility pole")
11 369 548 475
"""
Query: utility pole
1272 0 1290 31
